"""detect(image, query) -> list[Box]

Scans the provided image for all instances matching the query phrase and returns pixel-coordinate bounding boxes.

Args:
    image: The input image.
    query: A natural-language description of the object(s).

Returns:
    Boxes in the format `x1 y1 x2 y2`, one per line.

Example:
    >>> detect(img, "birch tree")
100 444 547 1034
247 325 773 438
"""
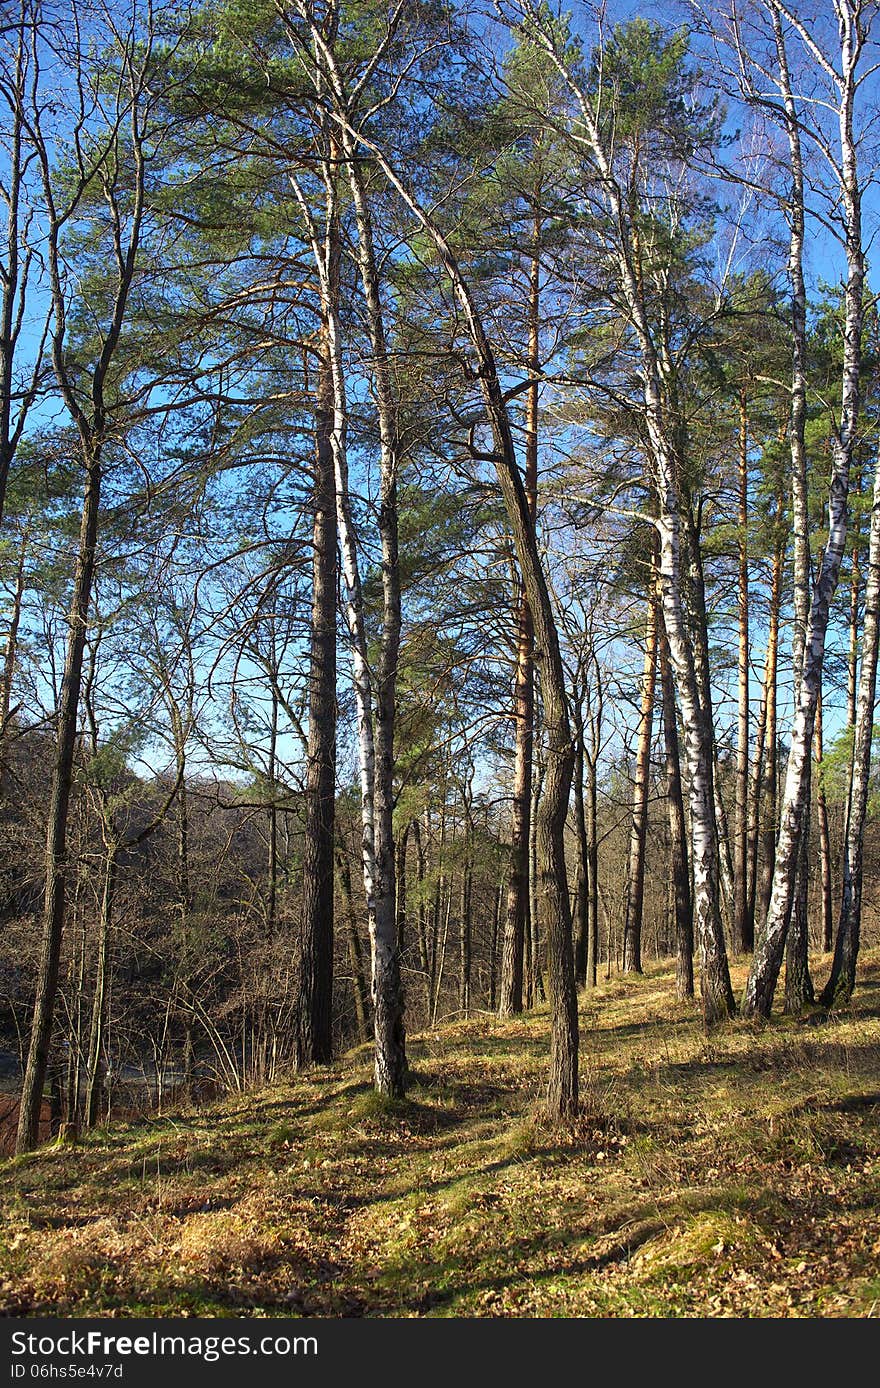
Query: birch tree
285 5 581 1115
288 151 388 1073
736 0 871 1017
280 0 410 1094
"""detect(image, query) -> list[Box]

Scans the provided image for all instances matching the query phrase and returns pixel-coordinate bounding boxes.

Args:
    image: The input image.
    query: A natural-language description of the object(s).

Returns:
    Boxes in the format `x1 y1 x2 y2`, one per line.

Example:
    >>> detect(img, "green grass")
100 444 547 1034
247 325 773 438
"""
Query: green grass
0 951 878 1317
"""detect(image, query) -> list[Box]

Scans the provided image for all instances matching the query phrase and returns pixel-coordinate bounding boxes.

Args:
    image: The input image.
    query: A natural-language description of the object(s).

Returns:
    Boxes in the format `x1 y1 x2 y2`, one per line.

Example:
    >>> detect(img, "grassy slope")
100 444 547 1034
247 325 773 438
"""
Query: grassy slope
1 953 879 1319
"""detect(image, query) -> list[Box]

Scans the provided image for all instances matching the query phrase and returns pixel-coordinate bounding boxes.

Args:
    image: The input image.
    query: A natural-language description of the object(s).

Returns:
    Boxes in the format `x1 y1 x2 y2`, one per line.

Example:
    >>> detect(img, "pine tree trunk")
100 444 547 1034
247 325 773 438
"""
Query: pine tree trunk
298 317 337 1068
499 575 532 1015
814 690 834 953
681 497 734 964
411 816 431 1012
458 852 472 1018
336 847 370 1043
341 120 579 1116
396 824 409 957
431 881 453 1027
295 139 390 1079
296 157 378 1036
734 387 751 951
572 703 589 986
585 742 599 991
784 811 815 1014
489 879 503 1010
430 801 445 1009
748 496 784 941
746 685 767 941
822 456 880 1006
659 619 693 998
67 883 85 1129
528 753 546 1005
622 577 658 974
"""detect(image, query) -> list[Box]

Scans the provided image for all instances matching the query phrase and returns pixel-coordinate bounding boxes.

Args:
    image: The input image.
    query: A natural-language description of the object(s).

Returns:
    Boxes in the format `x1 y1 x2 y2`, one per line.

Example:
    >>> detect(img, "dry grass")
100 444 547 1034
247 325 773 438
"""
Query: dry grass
1 950 878 1317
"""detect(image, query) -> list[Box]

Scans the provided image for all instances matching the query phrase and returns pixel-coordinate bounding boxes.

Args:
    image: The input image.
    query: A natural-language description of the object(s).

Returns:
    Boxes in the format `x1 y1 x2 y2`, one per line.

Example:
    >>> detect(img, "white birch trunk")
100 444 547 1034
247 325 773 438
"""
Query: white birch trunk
290 159 378 934
307 101 581 1117
573 102 734 1022
510 7 735 1020
290 3 408 1093
340 123 407 1096
744 0 865 1015
772 2 813 1012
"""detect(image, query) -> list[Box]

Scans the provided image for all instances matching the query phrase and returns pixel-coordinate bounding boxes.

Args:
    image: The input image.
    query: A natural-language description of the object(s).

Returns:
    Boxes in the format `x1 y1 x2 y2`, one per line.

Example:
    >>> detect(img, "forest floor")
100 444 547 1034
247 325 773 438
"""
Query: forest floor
1 952 879 1318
